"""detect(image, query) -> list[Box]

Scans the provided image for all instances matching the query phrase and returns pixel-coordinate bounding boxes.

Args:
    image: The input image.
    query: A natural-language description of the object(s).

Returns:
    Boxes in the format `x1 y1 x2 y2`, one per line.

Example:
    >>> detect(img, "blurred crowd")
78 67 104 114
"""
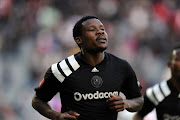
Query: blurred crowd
0 0 180 120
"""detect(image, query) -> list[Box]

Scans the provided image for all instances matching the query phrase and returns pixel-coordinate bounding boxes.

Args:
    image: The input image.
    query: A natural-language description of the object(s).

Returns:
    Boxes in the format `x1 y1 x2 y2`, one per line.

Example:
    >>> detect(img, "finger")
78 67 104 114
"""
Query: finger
109 104 124 109
109 107 124 112
107 96 123 103
116 108 125 112
110 94 114 98
64 114 78 120
108 100 124 107
68 111 80 117
109 105 124 112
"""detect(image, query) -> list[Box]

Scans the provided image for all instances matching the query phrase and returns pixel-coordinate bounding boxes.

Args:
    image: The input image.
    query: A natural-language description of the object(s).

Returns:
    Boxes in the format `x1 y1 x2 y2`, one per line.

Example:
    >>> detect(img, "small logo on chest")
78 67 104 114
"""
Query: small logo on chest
91 75 103 88
91 67 99 72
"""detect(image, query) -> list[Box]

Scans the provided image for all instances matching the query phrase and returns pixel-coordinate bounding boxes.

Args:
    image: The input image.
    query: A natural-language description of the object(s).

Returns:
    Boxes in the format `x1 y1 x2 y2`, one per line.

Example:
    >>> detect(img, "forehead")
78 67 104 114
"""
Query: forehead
82 18 103 28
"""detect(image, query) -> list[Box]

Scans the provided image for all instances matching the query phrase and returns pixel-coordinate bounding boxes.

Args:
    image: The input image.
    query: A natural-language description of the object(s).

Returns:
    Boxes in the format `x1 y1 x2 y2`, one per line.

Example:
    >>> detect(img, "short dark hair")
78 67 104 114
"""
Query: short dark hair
73 16 98 39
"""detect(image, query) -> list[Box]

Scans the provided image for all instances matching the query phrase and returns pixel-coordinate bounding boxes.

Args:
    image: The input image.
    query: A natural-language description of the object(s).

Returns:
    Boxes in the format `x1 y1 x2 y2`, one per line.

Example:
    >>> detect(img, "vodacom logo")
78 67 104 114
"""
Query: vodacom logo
74 91 119 101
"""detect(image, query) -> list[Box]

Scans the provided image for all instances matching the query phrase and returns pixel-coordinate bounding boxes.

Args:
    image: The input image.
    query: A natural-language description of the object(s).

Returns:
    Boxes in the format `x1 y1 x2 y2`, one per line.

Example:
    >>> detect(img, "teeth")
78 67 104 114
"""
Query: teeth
98 38 106 40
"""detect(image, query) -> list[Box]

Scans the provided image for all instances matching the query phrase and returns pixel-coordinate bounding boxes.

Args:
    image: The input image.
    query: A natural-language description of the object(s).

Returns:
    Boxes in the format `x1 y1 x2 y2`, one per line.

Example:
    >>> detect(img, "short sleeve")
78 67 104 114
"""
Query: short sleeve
121 61 142 99
35 67 61 102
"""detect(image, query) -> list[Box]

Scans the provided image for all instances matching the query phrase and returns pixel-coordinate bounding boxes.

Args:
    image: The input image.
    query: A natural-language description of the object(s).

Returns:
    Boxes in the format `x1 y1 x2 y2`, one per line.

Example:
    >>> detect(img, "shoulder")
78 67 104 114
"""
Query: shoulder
105 52 134 73
51 53 81 83
145 80 171 106
105 52 134 72
105 52 128 64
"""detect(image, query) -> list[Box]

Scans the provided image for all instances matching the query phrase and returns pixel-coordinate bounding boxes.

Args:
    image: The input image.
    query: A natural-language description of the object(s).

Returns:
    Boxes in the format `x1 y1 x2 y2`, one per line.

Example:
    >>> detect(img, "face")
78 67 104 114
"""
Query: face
168 49 180 81
76 18 108 53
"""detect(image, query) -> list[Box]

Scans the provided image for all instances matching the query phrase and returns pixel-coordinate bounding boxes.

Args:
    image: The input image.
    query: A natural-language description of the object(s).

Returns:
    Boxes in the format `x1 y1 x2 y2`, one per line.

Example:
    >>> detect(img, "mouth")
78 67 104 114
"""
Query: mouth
96 36 107 42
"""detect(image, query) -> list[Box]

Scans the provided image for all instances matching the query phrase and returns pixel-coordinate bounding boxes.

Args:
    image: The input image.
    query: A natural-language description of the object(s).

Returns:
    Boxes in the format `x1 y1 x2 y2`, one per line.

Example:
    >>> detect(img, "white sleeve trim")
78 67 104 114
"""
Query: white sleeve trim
160 81 171 97
67 55 80 71
59 60 72 76
146 87 159 106
51 63 65 83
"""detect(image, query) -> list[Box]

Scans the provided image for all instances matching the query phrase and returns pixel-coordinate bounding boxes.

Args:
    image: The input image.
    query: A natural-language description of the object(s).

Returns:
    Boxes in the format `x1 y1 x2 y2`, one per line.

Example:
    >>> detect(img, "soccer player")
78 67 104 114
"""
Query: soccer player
32 16 144 120
133 47 180 120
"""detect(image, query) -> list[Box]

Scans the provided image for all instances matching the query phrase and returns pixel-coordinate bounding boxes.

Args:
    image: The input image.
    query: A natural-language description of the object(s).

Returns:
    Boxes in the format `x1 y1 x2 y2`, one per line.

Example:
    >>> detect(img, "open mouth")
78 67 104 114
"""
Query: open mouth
97 39 106 43
96 36 107 42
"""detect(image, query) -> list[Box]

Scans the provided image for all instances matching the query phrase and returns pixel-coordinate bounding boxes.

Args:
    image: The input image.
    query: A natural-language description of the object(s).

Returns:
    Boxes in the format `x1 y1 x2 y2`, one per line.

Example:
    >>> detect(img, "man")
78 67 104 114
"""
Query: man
133 47 180 120
32 16 144 120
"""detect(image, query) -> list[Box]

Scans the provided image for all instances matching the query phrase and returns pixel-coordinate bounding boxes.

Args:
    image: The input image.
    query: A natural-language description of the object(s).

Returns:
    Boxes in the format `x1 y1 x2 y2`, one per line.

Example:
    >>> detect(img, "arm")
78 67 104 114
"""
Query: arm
32 67 80 120
32 94 61 119
133 90 157 120
124 96 144 112
107 94 144 112
32 94 80 120
133 113 143 120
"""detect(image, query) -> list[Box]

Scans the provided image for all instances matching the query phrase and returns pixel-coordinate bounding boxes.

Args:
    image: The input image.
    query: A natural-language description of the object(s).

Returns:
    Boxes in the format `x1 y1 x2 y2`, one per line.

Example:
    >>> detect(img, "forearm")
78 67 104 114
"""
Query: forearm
133 113 143 120
32 94 60 119
124 96 144 112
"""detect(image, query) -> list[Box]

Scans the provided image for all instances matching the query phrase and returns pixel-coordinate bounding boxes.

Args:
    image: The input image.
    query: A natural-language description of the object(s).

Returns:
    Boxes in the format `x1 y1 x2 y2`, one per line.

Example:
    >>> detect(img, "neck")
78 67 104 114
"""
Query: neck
81 50 105 66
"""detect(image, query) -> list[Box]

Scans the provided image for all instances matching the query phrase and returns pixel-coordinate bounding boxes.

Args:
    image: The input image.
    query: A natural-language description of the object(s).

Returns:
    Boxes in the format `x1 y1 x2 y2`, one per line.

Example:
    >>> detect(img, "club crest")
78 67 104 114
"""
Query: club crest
91 75 103 88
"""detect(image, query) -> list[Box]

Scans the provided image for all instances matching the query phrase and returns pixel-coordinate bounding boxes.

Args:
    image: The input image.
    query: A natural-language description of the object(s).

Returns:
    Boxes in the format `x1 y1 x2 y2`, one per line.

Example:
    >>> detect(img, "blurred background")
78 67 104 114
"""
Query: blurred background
0 0 180 120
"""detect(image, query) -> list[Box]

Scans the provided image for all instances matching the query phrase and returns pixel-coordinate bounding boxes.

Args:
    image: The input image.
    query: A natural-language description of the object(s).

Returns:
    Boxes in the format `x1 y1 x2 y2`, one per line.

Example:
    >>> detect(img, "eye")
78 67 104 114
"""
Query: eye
89 29 95 31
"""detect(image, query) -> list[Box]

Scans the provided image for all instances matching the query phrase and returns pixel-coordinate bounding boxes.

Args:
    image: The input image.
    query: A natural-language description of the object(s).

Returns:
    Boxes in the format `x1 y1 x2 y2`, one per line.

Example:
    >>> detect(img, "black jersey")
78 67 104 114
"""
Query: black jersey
35 52 142 120
138 80 180 120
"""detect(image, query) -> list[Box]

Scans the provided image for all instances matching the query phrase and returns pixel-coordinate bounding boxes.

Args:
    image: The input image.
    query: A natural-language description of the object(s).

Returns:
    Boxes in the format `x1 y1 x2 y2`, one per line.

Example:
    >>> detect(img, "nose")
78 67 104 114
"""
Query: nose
96 29 104 35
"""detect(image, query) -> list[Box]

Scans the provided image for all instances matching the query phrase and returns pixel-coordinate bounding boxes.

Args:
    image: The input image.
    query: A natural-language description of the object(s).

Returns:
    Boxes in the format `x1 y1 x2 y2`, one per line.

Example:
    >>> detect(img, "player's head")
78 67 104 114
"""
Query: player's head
73 16 98 40
73 16 108 53
168 47 180 81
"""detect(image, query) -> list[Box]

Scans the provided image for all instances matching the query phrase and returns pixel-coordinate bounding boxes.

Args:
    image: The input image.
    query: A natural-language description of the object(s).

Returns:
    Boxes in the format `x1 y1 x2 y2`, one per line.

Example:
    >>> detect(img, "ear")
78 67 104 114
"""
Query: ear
75 37 82 45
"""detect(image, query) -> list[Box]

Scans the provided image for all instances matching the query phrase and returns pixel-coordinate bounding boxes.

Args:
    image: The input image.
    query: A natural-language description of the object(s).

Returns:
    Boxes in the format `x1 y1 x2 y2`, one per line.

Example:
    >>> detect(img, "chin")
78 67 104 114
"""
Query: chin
97 46 107 52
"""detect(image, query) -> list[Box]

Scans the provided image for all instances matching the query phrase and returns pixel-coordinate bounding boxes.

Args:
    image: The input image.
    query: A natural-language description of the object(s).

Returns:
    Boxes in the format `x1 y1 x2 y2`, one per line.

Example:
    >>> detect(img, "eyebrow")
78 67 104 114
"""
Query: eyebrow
88 24 104 28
